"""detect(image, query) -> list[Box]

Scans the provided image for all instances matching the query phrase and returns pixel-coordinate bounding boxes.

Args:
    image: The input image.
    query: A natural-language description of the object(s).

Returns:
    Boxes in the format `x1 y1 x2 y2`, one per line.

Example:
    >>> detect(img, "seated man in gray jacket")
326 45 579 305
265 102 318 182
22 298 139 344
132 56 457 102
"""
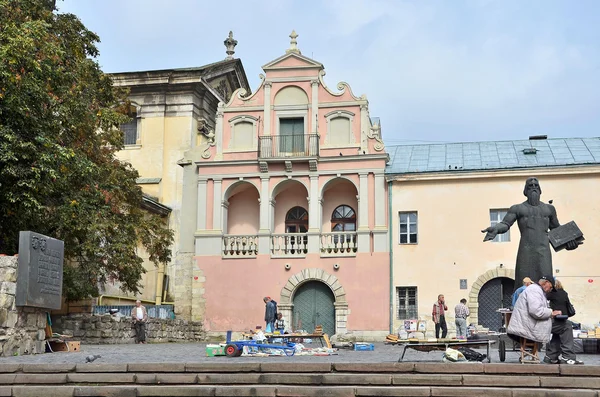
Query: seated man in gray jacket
507 275 561 344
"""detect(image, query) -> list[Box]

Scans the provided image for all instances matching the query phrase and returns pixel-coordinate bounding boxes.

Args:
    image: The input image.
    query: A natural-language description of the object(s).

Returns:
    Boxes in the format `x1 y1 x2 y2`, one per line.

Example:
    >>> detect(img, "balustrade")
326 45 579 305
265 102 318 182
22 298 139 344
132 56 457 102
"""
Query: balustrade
271 233 308 257
222 235 258 257
320 232 358 256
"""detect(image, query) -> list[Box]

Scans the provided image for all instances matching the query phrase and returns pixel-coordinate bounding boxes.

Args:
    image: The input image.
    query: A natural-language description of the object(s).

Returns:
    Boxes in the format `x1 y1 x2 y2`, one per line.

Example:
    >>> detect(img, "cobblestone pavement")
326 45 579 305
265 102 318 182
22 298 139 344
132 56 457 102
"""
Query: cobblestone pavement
1 342 599 365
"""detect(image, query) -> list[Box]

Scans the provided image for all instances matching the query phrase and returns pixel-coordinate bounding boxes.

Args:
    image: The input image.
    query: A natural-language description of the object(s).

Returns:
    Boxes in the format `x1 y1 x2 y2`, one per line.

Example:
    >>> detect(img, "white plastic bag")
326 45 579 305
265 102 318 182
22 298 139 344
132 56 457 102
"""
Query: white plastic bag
442 348 466 362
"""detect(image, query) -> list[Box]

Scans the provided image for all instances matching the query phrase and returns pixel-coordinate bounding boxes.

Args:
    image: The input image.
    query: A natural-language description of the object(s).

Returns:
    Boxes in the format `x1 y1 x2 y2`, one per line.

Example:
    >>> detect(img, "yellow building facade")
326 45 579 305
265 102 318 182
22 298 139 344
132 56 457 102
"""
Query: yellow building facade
102 37 250 307
387 137 600 335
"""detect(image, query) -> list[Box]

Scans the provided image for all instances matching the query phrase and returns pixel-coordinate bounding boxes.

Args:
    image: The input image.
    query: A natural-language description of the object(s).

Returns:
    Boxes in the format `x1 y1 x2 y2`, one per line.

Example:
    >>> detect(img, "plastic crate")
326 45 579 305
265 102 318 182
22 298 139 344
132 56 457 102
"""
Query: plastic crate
354 343 375 351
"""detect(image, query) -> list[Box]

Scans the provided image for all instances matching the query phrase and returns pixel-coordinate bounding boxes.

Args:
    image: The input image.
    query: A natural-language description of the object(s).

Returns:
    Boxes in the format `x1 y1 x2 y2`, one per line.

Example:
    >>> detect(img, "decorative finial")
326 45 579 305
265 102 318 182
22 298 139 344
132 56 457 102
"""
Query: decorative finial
286 30 301 54
224 31 238 60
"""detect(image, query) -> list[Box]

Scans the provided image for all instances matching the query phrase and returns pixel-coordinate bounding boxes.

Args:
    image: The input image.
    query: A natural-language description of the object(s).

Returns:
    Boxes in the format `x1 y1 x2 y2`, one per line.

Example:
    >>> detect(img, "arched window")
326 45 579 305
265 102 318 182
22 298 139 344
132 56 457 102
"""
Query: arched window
331 205 356 232
285 206 308 233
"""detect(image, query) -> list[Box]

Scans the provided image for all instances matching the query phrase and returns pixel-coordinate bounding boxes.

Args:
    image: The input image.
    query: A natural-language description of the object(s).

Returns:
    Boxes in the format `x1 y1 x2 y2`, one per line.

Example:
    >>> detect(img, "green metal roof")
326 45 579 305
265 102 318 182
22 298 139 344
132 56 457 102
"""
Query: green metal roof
385 137 600 175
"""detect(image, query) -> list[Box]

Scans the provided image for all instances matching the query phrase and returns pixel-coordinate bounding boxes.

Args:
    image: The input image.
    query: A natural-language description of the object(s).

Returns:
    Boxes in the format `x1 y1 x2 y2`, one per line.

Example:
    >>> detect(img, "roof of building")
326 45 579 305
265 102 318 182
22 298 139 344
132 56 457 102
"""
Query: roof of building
385 137 600 175
110 58 250 93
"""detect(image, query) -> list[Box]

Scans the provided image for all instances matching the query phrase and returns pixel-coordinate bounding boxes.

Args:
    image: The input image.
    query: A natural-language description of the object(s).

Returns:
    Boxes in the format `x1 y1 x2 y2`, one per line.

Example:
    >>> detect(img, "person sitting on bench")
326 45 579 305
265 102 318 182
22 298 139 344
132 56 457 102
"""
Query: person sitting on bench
507 276 561 355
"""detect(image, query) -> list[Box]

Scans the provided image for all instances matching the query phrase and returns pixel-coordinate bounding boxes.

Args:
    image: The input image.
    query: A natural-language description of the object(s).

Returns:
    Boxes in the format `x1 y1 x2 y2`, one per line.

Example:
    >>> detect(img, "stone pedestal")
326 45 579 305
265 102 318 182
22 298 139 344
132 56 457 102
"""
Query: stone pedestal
0 256 47 356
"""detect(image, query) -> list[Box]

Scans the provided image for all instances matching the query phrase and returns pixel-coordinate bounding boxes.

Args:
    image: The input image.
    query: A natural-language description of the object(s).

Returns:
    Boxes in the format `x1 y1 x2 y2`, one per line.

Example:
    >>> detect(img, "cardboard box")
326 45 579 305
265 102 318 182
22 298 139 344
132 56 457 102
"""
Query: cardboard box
48 340 80 352
67 341 80 352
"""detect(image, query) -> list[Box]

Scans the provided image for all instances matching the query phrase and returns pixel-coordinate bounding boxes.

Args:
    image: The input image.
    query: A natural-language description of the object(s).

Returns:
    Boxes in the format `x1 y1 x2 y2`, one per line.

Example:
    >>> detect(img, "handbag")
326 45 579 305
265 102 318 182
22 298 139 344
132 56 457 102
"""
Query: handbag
567 299 576 317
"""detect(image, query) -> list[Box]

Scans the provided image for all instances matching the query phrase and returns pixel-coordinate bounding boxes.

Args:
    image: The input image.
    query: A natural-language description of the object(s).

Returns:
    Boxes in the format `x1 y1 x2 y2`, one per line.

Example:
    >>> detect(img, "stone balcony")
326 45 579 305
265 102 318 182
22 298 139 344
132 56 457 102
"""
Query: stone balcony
221 232 359 258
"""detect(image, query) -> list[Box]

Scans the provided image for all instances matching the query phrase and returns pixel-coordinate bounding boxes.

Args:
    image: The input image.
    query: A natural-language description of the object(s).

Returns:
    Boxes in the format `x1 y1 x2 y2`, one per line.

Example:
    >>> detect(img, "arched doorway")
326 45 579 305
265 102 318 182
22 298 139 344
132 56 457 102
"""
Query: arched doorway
292 281 335 336
478 277 513 332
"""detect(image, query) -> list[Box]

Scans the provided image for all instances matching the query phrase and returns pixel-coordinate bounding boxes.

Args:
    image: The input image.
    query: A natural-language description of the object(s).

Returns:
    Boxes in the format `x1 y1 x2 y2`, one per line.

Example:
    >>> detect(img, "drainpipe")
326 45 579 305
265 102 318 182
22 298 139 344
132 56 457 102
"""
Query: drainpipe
388 180 394 334
155 262 165 305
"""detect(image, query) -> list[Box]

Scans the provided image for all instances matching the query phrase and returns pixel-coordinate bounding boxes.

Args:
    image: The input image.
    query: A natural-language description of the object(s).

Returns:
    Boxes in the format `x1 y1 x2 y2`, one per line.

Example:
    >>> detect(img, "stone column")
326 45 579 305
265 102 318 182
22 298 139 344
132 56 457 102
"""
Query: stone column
196 179 208 231
357 172 370 252
263 82 272 136
212 179 223 231
179 164 198 253
360 104 368 153
215 108 224 160
373 172 388 252
307 175 320 253
258 177 271 255
311 80 319 133
174 163 197 319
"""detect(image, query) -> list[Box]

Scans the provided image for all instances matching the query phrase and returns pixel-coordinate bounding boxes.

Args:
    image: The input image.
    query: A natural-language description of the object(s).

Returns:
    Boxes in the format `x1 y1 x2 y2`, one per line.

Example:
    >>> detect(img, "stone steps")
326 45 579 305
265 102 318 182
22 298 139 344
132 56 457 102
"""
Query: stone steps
0 362 598 396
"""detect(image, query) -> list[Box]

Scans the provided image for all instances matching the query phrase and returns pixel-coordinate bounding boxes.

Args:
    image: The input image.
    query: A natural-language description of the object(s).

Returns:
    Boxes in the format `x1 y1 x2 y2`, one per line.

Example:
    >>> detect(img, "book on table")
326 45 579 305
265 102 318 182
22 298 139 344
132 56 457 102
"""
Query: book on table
548 221 584 252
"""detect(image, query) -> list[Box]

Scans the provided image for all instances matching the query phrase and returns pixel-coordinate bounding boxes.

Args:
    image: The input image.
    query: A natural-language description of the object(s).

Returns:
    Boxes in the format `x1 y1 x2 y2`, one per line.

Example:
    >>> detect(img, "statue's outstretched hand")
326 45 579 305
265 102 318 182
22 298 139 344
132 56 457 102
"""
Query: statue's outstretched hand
566 240 582 251
481 226 497 242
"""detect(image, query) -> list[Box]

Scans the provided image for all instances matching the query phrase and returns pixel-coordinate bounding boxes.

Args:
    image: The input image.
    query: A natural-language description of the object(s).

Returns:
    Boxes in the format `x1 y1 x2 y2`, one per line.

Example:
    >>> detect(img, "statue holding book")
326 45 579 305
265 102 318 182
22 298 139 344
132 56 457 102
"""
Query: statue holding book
481 177 584 291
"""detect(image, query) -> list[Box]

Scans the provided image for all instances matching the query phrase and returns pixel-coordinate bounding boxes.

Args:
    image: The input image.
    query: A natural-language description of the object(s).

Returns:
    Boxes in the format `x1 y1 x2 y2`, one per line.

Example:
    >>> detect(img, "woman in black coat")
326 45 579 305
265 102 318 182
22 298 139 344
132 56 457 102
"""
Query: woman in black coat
543 280 583 365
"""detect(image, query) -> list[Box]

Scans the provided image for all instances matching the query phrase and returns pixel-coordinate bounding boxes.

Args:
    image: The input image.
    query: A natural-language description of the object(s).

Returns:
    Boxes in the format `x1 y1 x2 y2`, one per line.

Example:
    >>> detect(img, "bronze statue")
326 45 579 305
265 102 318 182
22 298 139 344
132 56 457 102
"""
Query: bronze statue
481 177 580 291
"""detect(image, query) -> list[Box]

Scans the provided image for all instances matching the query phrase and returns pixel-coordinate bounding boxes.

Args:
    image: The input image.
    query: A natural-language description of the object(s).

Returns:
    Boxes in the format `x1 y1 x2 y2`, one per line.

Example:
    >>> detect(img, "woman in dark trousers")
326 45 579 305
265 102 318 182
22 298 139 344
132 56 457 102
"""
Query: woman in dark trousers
543 280 584 365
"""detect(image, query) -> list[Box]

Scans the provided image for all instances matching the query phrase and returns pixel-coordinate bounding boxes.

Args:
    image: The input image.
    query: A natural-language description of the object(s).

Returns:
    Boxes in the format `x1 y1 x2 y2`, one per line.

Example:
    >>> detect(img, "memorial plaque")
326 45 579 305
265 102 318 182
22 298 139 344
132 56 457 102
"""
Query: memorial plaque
548 221 584 252
16 231 64 310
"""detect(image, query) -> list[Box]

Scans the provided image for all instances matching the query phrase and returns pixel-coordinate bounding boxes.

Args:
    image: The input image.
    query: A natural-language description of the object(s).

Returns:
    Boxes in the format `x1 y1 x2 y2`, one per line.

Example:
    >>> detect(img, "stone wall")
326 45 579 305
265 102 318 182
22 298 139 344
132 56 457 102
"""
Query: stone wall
52 314 206 344
0 256 47 357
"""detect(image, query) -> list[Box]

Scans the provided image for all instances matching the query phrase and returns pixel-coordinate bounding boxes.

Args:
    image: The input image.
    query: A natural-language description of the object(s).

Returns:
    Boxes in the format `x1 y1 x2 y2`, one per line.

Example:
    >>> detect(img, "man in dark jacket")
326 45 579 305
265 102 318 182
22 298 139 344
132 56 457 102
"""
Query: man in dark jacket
544 280 583 365
263 297 277 333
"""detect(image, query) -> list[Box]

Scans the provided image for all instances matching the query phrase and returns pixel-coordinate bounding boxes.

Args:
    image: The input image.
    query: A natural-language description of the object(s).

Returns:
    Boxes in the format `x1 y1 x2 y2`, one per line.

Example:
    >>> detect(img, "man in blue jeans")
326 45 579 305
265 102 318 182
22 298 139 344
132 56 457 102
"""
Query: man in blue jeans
263 297 277 333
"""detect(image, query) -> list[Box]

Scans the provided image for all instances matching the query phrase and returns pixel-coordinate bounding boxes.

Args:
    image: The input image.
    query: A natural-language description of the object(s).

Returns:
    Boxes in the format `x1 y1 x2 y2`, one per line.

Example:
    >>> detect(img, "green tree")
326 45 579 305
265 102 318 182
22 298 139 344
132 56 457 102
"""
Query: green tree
0 0 173 300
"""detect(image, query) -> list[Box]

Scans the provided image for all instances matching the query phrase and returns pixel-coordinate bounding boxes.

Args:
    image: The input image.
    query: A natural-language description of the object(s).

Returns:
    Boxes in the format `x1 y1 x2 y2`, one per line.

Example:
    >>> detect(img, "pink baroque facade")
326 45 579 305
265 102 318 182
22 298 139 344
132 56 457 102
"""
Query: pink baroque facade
177 32 389 339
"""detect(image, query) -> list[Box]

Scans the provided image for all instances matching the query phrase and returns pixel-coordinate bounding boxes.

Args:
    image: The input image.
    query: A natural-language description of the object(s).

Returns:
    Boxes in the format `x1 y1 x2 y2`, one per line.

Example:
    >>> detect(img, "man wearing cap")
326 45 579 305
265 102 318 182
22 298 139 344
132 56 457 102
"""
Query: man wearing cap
511 277 533 307
507 276 562 345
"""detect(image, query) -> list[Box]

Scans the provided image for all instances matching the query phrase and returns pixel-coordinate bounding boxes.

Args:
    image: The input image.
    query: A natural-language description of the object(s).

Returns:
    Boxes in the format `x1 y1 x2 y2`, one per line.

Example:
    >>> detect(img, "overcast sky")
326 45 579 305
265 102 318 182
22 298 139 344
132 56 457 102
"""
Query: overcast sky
57 0 600 145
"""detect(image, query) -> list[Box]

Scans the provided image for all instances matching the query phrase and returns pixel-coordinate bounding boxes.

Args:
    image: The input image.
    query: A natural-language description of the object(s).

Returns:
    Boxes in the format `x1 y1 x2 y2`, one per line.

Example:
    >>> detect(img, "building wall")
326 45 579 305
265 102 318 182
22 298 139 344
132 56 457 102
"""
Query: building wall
390 167 600 334
183 45 390 337
197 253 389 334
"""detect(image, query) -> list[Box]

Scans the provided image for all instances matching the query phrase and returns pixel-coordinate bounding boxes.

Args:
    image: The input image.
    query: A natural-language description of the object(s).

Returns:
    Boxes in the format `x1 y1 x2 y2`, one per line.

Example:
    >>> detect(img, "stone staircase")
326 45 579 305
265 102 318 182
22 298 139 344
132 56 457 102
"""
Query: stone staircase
0 362 598 396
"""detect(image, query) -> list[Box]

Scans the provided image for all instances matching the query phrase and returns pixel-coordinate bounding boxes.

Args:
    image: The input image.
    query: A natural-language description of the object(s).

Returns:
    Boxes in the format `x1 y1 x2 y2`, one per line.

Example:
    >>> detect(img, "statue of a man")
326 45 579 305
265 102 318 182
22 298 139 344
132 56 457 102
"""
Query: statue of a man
481 177 580 291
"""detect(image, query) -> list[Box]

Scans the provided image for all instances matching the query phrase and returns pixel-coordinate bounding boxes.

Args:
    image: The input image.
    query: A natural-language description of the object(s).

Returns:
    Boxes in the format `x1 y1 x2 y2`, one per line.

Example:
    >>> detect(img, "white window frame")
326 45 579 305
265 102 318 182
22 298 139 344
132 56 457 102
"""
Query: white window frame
226 115 258 152
399 211 418 245
323 110 356 147
396 286 418 320
490 209 510 242
275 109 308 137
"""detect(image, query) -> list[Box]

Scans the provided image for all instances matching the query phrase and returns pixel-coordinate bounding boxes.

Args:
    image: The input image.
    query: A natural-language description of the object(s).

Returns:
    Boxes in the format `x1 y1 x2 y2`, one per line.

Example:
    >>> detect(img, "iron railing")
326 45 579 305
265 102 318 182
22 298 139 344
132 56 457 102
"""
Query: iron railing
258 134 319 158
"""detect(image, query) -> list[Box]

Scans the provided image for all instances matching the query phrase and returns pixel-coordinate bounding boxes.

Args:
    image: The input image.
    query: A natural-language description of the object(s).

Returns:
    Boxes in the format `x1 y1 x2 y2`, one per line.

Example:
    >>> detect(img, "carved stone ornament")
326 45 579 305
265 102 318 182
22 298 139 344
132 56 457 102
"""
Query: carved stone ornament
367 122 385 152
201 129 216 159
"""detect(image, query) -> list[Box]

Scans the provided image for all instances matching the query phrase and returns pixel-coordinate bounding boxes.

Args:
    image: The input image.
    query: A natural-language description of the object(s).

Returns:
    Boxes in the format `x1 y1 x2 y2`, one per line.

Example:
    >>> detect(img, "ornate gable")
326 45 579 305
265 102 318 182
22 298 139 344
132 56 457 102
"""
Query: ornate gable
262 52 323 71
262 31 323 71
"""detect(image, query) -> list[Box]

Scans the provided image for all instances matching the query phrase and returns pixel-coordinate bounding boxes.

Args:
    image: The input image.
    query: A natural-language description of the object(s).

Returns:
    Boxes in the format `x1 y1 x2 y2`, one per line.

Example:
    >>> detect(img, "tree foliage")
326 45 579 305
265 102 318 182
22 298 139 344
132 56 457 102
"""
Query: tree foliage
0 0 174 300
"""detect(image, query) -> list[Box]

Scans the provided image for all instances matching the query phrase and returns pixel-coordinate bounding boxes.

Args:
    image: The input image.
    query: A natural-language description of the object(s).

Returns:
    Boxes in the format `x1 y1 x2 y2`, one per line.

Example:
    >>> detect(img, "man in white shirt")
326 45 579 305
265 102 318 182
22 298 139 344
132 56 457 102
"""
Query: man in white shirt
131 300 148 344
